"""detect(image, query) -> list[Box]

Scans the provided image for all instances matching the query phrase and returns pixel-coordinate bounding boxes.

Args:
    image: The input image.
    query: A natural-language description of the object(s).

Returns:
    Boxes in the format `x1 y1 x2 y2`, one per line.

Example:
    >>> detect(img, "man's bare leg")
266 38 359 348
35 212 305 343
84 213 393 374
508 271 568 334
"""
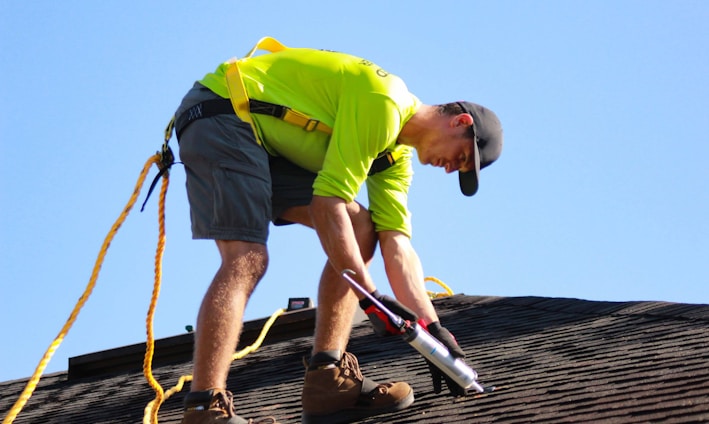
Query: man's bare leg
191 240 268 391
278 202 375 354
283 202 415 422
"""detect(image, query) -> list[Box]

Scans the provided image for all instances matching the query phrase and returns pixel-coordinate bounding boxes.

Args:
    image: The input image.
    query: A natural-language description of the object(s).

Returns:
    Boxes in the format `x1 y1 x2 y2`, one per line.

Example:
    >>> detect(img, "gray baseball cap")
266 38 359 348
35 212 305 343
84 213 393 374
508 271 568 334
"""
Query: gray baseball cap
456 102 503 196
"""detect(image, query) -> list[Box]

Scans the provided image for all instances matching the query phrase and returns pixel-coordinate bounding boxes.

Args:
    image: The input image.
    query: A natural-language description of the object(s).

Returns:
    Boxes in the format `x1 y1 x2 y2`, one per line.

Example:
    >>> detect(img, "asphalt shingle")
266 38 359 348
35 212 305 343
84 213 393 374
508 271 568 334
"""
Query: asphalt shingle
2 295 708 423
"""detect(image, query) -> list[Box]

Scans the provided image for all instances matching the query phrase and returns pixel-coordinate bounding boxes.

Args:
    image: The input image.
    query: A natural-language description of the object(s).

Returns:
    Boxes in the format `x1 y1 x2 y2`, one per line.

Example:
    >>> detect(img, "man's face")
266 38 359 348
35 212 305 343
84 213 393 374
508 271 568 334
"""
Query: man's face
418 134 477 174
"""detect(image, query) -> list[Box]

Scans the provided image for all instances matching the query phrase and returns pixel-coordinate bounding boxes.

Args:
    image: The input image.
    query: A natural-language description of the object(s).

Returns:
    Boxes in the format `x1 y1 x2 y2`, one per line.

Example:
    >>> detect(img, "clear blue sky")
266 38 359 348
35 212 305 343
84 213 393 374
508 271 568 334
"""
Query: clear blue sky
1 1 707 383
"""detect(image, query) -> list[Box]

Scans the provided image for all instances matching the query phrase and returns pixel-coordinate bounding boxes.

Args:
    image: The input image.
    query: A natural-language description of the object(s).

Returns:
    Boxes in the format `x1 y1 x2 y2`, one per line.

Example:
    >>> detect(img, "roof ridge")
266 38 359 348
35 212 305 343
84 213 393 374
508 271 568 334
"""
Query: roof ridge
434 294 709 323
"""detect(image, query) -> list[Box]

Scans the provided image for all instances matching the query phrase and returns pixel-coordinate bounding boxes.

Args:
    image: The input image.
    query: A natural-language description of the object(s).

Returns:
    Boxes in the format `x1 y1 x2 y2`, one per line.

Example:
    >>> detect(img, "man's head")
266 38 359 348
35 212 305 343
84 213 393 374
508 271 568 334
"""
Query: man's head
402 101 503 196
454 102 503 196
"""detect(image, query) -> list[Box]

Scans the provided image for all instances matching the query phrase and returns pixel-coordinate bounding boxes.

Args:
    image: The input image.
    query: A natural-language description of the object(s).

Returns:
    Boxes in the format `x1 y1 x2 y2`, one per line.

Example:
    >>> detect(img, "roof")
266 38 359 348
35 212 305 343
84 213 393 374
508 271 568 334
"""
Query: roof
2 295 709 423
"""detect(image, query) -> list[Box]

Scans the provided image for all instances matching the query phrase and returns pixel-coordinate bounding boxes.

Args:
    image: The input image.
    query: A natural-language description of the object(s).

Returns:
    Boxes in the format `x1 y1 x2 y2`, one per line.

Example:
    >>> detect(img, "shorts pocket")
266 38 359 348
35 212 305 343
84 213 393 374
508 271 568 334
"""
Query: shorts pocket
210 163 272 239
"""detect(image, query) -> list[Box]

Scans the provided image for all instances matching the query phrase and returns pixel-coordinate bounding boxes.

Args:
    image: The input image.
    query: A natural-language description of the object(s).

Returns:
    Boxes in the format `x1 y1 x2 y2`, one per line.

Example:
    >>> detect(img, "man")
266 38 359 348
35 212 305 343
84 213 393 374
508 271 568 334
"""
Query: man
173 37 503 424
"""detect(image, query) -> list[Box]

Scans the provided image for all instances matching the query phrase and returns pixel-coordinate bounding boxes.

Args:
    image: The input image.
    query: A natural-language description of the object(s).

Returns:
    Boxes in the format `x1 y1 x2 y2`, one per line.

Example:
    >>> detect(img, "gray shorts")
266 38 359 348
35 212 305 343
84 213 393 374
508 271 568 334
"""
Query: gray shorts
175 83 316 243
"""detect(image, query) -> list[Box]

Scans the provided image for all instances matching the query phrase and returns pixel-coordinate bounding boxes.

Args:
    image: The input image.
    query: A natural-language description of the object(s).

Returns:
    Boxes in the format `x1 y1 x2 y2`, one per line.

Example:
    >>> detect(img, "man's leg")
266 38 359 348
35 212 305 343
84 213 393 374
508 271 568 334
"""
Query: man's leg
279 203 414 424
278 202 375 354
181 240 274 424
191 240 268 391
314 201 376 354
176 84 276 423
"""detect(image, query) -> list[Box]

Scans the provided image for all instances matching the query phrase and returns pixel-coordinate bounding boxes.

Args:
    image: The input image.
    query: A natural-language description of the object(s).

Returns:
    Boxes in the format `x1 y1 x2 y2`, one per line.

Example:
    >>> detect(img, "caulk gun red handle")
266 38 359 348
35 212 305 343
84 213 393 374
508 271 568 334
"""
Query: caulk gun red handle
359 290 418 336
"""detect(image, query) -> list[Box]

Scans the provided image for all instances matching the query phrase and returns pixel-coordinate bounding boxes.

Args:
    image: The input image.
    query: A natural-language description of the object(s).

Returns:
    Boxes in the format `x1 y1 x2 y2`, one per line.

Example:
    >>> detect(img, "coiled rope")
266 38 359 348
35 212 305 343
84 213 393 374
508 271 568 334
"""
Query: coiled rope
425 276 454 299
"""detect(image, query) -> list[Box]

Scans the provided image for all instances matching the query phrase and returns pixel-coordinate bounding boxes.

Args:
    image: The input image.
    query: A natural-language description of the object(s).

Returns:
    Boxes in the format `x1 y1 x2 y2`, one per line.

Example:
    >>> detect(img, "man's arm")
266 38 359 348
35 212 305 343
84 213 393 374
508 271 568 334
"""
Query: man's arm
379 230 471 396
378 230 439 324
309 194 377 296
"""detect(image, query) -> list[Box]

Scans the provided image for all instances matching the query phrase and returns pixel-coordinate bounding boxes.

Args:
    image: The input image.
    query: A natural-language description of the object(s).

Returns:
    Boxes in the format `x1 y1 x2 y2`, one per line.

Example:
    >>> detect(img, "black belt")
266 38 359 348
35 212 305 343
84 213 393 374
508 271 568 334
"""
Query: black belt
174 98 235 140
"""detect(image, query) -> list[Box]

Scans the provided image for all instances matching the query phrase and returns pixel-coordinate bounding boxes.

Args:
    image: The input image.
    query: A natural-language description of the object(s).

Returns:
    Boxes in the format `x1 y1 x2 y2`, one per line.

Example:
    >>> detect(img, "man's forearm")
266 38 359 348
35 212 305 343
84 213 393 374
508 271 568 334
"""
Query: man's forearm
379 231 439 324
309 195 376 295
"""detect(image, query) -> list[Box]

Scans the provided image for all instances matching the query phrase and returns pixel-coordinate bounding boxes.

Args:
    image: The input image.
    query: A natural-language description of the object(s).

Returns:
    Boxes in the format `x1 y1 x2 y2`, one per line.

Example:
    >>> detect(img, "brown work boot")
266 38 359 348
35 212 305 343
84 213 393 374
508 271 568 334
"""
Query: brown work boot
180 389 278 424
301 351 414 424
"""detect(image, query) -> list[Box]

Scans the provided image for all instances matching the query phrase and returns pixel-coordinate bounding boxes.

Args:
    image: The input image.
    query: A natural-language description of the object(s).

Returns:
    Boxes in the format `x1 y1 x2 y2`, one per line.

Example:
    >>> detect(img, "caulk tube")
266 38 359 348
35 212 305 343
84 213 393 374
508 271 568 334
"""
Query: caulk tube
403 322 485 393
341 269 484 393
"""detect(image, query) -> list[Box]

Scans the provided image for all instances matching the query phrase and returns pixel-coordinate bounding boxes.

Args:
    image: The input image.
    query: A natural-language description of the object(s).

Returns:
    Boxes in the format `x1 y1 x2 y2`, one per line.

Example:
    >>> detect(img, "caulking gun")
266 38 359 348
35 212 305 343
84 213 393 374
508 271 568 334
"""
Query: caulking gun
341 270 485 393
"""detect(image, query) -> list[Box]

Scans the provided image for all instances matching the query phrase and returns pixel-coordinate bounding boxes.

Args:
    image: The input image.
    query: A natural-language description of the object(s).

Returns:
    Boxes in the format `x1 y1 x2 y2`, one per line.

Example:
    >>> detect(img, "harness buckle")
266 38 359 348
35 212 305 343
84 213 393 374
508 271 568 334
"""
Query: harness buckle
368 151 396 176
303 119 321 132
141 118 178 212
159 143 175 174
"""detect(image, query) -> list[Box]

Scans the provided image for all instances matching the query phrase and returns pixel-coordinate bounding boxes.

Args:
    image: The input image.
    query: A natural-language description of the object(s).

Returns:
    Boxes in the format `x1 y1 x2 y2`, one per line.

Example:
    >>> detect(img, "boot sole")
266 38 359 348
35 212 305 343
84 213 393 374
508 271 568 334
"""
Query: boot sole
301 389 414 424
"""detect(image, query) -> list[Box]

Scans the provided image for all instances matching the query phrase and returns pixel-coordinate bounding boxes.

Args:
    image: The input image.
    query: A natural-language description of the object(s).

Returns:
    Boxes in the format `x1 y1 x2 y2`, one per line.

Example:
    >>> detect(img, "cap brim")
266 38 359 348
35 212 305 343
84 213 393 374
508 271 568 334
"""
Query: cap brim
459 141 481 196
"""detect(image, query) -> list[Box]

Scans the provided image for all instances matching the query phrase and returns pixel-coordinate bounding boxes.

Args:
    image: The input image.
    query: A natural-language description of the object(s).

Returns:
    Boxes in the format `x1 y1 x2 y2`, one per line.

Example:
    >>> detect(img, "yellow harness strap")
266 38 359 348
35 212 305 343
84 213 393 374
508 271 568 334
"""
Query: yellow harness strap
225 36 332 145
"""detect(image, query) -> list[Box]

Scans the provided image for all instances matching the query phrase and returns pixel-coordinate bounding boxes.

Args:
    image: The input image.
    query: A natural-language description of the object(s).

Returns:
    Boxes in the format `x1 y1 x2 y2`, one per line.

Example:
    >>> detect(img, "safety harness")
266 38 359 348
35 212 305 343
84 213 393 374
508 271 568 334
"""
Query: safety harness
149 36 403 207
182 36 404 169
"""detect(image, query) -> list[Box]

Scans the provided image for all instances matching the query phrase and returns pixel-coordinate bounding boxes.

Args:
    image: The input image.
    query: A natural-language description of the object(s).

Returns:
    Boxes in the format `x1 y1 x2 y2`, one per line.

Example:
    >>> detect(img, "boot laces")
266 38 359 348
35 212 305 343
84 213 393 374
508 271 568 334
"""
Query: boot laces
339 352 364 381
376 383 393 395
211 390 236 418
194 390 278 423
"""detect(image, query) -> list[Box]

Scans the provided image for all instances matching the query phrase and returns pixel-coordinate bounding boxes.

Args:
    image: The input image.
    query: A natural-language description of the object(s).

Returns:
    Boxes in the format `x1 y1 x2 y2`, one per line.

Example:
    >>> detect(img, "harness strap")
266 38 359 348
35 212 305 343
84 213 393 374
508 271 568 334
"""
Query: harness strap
173 98 332 140
368 151 400 176
249 99 332 134
225 36 289 145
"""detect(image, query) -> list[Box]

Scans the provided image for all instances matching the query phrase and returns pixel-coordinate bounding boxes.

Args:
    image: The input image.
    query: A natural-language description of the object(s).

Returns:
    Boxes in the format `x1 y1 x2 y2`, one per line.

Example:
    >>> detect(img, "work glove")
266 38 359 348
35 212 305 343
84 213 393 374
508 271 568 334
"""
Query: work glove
359 290 418 336
425 321 468 397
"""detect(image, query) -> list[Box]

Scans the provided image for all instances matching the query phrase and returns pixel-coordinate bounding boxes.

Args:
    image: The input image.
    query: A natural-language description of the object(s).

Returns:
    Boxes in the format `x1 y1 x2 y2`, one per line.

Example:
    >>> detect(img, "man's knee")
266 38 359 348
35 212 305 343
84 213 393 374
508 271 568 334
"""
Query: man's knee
280 201 376 260
346 208 376 263
346 202 374 233
215 240 269 281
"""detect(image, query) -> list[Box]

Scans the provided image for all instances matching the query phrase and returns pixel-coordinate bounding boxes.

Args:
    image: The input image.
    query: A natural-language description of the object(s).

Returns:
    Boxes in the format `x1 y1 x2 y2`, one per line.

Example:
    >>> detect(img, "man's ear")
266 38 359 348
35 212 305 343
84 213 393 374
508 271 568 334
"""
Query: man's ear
453 113 474 127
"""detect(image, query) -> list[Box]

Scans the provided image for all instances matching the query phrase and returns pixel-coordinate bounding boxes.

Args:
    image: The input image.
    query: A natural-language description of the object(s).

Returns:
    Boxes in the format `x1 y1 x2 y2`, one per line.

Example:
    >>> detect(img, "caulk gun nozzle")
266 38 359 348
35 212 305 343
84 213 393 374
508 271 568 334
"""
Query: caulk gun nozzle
469 381 486 393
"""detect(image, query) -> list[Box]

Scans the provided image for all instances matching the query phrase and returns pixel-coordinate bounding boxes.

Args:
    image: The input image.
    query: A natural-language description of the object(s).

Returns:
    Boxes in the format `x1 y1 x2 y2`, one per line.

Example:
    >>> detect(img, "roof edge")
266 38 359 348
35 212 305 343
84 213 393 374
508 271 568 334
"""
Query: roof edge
67 307 317 380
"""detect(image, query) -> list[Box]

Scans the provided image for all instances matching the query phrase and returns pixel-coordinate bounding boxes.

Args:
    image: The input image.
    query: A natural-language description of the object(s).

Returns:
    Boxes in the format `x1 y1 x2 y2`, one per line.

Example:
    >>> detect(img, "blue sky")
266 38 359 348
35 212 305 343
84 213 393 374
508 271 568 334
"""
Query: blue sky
1 1 707 383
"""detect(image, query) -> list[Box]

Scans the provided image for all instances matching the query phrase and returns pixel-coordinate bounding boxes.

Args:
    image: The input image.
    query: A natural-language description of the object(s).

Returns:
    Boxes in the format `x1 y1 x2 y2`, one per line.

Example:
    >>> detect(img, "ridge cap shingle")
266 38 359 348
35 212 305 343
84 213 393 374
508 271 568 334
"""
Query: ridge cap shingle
437 294 709 323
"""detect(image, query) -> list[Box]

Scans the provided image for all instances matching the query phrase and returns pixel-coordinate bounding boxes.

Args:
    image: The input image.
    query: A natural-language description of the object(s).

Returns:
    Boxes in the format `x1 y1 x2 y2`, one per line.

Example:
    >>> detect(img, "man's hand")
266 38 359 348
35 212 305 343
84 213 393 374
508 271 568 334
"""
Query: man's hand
359 290 418 336
426 321 468 397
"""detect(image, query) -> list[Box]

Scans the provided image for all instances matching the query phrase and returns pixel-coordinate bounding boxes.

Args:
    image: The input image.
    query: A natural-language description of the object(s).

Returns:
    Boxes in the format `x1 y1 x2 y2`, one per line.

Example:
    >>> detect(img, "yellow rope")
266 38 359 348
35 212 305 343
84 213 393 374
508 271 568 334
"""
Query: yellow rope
137 149 287 423
2 154 161 424
0 144 285 424
141 275 453 423
425 276 454 299
2 147 447 424
232 308 286 361
142 308 286 423
142 165 170 424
